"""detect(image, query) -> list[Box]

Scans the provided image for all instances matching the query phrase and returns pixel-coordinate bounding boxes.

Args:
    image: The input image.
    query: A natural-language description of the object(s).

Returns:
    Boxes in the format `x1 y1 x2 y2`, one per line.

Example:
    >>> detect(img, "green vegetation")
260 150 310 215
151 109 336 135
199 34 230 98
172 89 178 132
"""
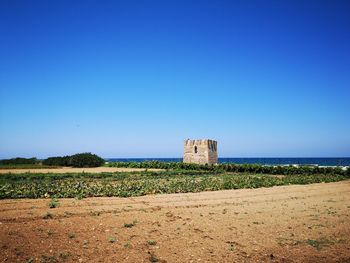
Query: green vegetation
41 255 58 263
277 237 337 250
0 157 39 165
43 212 53 219
48 198 59 208
0 157 52 169
148 252 159 262
47 229 54 237
147 240 157 245
70 153 105 167
306 238 334 250
108 236 116 243
124 220 138 228
68 232 76 239
42 156 71 166
124 241 132 248
43 153 105 167
0 168 348 199
0 153 105 168
107 161 349 176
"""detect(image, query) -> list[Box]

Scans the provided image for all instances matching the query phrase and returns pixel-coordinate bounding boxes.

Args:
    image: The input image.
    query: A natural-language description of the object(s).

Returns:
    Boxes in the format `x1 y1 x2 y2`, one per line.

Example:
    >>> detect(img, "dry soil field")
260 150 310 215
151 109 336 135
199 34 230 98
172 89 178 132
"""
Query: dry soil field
1 181 349 263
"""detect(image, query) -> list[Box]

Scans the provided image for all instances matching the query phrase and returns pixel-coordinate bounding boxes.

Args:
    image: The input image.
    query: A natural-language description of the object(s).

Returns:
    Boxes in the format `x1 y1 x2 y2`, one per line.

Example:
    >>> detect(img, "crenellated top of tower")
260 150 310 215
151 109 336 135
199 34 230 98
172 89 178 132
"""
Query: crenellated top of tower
184 139 217 152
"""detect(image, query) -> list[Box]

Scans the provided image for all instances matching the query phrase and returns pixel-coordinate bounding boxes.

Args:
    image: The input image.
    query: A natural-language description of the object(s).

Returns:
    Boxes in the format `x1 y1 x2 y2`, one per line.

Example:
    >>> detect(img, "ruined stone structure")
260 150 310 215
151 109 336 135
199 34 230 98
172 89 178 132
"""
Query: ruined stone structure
183 139 218 165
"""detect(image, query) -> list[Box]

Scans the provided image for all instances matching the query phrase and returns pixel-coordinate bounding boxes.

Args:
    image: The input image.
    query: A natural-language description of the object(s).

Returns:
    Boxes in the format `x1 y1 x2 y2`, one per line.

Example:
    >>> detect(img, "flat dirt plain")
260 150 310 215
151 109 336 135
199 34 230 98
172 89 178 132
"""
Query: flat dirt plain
1 181 349 263
0 167 161 174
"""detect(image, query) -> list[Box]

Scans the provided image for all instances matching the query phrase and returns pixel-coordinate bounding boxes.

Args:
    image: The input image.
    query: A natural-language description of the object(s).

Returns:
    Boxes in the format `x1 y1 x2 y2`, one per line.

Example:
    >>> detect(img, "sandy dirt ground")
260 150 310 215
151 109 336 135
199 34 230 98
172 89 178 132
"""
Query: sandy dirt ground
0 167 162 174
1 181 349 263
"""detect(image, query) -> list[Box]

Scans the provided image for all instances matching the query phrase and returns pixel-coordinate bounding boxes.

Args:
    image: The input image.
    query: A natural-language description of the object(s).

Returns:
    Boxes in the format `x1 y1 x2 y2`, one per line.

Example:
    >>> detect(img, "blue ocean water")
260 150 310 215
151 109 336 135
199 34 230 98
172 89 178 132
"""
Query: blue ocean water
107 158 350 166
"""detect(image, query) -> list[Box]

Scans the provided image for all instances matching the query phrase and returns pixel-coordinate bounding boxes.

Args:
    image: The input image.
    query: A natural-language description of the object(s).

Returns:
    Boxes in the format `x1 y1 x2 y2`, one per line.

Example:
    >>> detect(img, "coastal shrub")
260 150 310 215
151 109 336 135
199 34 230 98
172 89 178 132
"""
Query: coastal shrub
0 157 39 165
42 156 71 166
70 153 105 168
42 153 105 167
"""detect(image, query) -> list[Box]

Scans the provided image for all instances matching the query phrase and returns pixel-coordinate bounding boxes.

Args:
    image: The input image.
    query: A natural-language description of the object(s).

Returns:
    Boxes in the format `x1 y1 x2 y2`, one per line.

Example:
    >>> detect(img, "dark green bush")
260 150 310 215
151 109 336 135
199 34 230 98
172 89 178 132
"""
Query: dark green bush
42 156 71 166
0 157 39 165
70 153 105 168
43 153 105 167
42 153 105 167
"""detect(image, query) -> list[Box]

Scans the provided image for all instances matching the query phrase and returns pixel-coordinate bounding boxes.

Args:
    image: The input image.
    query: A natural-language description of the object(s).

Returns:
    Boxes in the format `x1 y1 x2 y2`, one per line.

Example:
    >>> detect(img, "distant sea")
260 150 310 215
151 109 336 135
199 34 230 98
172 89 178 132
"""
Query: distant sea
107 158 350 166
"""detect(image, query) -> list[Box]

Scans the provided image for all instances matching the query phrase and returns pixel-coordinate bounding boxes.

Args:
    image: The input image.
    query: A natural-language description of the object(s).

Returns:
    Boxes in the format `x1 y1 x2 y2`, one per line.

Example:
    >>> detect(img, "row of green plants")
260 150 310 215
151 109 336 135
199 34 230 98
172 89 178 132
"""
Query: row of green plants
43 153 105 167
0 170 215 181
0 170 348 199
107 161 350 176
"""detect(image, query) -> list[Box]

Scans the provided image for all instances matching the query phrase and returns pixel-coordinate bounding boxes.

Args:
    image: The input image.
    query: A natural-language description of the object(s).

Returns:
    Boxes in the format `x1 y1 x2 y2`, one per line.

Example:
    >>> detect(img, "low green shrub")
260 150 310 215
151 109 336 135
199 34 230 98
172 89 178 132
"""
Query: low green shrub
70 153 105 168
0 157 39 165
42 156 71 166
42 153 105 167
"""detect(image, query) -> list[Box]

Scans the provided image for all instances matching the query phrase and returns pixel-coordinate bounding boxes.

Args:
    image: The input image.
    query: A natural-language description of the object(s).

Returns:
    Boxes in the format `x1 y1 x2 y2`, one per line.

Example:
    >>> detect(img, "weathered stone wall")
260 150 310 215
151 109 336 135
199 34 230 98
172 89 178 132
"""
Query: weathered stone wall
183 139 218 165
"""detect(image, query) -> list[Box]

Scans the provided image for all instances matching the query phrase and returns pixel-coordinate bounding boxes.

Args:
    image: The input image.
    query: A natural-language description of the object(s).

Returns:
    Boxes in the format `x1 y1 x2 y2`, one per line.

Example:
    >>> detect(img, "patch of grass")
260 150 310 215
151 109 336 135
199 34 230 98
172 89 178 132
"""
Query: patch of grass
124 241 132 248
326 209 337 215
226 241 238 251
148 252 159 262
41 255 58 263
68 232 76 239
124 223 134 228
58 252 71 260
228 243 235 251
64 211 73 217
47 229 54 237
108 236 116 243
90 211 101 216
15 247 23 256
48 198 59 208
43 212 53 219
307 238 335 250
276 237 303 246
147 240 157 245
277 236 336 250
124 220 138 228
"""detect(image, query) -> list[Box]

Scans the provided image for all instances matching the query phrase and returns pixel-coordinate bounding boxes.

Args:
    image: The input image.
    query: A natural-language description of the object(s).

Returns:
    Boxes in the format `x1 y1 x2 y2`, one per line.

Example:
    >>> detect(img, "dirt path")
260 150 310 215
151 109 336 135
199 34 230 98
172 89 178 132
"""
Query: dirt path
0 167 161 174
1 181 349 262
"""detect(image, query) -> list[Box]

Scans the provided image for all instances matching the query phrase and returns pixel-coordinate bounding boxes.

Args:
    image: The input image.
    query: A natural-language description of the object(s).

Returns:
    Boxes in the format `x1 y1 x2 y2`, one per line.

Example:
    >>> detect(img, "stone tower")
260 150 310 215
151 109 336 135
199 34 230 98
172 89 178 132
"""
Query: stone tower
183 139 218 165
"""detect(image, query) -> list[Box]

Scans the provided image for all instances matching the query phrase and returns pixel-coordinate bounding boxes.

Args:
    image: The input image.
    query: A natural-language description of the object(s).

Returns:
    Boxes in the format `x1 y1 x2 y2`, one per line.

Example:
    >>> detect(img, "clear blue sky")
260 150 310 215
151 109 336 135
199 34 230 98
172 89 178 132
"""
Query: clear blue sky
0 0 349 158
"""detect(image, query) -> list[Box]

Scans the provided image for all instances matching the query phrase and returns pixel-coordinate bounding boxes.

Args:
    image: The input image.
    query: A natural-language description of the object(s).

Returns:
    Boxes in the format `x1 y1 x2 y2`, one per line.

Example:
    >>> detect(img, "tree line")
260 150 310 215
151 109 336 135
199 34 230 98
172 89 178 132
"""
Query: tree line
0 153 105 168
